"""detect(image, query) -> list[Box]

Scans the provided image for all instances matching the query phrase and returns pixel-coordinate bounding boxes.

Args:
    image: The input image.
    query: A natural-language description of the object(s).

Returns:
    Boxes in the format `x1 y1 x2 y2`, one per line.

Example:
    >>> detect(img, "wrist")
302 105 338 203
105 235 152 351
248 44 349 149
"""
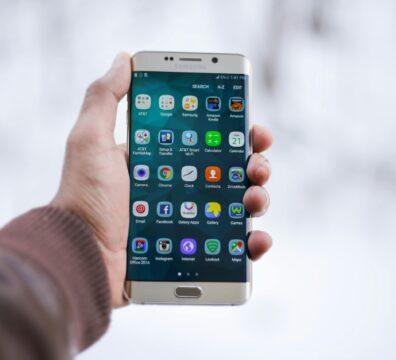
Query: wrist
51 194 128 307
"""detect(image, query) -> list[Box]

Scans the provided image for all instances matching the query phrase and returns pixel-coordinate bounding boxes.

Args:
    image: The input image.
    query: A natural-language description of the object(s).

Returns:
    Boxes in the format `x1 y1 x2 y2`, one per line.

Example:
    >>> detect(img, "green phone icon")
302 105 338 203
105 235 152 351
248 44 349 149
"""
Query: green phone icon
205 131 222 147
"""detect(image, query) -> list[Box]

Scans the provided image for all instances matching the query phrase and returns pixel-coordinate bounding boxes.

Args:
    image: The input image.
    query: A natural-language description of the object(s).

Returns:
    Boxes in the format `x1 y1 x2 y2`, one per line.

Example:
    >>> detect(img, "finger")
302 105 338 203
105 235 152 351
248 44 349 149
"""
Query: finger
247 153 271 185
247 231 273 261
250 124 273 153
243 186 270 217
77 52 131 134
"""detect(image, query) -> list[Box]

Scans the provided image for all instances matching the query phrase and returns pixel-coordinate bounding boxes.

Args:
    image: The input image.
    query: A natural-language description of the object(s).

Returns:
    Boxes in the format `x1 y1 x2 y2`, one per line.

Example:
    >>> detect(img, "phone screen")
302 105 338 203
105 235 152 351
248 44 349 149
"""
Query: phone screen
127 71 249 282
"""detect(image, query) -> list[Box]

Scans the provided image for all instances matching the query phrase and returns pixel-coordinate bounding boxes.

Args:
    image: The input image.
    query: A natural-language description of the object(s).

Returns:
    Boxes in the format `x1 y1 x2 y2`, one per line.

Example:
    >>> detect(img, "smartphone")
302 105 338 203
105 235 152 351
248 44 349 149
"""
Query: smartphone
125 51 251 304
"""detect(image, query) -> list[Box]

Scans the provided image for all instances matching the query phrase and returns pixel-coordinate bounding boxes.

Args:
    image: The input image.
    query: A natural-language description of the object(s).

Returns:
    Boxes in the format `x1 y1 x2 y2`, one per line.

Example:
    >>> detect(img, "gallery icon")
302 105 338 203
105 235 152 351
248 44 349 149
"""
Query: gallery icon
229 167 245 183
180 238 197 255
228 203 245 219
158 165 174 181
205 166 221 183
135 94 151 110
229 97 244 112
205 130 222 147
180 202 198 218
159 95 175 110
132 201 149 217
206 96 221 111
182 95 198 111
204 239 221 255
157 201 173 217
156 238 172 254
134 129 150 145
228 239 245 255
181 166 198 182
182 130 198 146
158 130 174 145
133 165 150 181
132 237 148 254
229 131 245 147
205 202 221 219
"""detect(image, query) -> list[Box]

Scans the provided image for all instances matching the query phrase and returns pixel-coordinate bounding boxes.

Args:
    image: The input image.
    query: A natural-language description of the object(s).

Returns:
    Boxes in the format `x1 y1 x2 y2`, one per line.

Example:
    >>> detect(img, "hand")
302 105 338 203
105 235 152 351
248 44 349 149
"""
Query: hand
52 53 273 307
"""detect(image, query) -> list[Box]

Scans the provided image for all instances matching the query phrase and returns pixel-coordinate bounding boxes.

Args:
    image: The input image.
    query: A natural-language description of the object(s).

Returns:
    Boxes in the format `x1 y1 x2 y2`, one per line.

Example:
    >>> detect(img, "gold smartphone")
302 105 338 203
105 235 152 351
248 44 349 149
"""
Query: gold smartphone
125 51 252 304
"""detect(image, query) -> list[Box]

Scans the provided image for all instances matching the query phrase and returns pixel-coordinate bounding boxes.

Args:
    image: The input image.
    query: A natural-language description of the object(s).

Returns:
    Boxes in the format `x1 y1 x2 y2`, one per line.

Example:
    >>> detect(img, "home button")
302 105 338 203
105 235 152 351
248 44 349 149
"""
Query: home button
175 286 202 298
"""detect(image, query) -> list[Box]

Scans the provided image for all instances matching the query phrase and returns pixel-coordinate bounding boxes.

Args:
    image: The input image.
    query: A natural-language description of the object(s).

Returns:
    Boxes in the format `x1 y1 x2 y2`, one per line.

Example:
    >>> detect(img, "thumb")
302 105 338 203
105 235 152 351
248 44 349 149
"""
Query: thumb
75 52 131 136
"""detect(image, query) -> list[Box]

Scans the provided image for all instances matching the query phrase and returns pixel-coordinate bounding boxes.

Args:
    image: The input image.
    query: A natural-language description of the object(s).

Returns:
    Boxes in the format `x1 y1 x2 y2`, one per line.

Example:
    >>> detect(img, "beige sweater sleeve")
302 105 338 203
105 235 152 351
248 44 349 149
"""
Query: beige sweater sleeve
0 207 111 359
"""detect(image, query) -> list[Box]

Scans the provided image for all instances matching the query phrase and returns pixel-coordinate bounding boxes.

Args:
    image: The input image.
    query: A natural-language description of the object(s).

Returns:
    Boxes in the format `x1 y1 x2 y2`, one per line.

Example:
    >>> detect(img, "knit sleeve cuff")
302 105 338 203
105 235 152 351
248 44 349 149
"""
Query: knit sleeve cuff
0 206 111 350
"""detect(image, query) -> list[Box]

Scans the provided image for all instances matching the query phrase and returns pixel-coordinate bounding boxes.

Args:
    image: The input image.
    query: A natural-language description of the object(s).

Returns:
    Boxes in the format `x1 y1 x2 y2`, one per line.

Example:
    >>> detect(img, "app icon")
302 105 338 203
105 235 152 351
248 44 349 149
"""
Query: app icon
205 202 221 219
180 238 197 255
182 95 198 111
229 97 244 112
204 239 221 255
205 166 221 182
132 201 149 217
206 96 221 111
132 237 148 254
229 131 245 147
229 203 245 219
133 165 149 181
205 131 222 147
156 238 172 254
159 95 175 110
229 167 245 183
135 94 151 110
157 201 173 217
158 130 174 145
158 165 174 181
180 202 198 218
134 129 150 145
228 239 245 255
181 166 198 182
182 130 198 146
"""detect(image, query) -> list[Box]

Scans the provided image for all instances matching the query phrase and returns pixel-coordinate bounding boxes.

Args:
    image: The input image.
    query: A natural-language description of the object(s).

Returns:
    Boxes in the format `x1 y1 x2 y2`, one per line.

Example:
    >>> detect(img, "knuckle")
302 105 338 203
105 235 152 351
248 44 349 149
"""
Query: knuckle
66 130 80 149
81 79 114 114
66 131 84 152
85 79 108 99
66 127 98 152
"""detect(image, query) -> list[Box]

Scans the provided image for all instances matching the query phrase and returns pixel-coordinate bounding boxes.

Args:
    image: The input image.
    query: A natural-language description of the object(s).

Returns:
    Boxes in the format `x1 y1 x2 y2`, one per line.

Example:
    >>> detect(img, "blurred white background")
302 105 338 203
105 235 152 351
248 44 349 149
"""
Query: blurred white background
1 0 395 359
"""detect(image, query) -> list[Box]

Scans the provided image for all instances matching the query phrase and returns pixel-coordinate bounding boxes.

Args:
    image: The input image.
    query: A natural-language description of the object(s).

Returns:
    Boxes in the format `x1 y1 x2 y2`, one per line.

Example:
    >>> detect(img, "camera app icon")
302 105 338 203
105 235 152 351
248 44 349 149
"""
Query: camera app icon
156 238 172 254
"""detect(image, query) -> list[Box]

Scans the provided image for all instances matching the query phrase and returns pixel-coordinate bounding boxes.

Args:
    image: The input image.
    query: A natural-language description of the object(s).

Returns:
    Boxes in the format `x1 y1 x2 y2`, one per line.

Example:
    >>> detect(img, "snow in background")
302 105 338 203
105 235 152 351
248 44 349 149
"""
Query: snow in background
0 0 395 359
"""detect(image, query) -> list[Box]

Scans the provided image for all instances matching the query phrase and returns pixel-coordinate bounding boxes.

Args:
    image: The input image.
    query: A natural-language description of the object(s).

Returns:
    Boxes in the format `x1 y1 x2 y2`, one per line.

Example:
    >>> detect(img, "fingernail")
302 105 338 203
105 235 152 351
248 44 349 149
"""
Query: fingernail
262 187 270 211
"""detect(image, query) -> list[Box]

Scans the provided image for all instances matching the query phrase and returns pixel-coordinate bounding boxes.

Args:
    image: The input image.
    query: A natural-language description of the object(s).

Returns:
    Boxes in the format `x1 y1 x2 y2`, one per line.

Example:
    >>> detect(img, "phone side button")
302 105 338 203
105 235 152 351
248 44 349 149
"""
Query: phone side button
175 286 202 298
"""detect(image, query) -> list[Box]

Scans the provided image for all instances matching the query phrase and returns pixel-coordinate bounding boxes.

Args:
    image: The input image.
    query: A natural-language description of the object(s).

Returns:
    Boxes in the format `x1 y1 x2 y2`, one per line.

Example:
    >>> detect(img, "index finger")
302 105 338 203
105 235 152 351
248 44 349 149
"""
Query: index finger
250 124 273 153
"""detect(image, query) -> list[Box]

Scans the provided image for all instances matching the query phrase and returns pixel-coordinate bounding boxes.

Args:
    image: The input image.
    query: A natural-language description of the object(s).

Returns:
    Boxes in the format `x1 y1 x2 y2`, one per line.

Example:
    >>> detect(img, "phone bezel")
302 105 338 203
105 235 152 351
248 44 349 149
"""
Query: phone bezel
125 51 252 305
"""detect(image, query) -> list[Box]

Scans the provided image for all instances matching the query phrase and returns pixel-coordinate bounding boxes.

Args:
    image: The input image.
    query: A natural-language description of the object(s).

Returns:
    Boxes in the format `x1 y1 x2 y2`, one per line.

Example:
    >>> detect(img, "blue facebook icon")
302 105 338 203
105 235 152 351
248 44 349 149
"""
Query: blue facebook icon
157 202 173 218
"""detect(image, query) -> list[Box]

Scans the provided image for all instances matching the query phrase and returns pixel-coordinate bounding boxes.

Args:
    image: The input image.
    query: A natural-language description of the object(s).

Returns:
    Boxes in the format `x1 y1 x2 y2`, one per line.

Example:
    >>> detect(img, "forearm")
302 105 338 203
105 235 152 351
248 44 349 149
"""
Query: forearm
0 207 111 359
